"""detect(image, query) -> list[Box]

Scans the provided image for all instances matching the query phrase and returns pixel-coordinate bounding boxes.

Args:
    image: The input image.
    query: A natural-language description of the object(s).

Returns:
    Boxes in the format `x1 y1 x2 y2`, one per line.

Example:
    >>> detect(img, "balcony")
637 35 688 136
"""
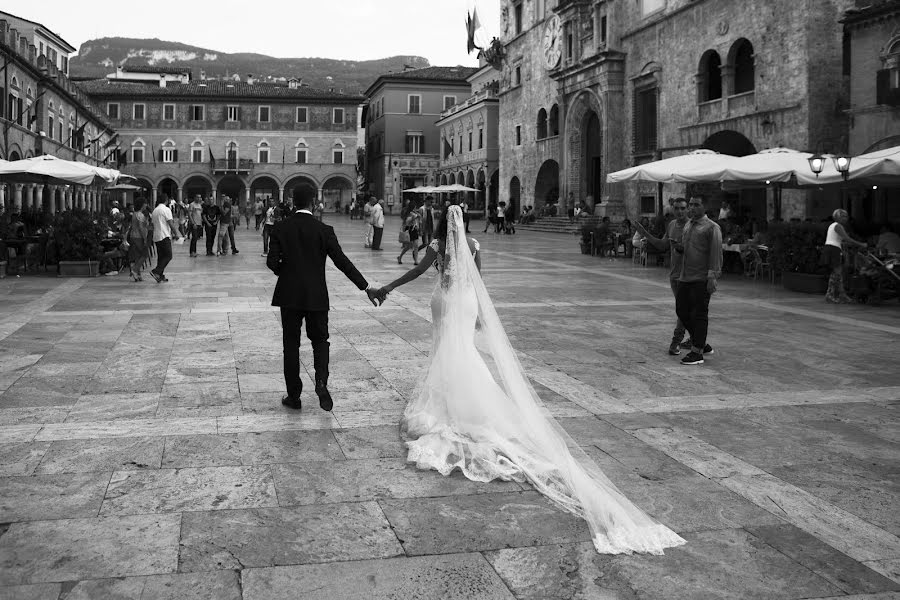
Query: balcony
440 85 500 120
212 158 253 174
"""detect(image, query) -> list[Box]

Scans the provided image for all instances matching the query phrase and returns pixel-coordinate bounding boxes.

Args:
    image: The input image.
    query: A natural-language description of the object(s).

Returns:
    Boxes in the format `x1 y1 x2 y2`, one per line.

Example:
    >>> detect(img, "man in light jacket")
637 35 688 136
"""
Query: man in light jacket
370 197 385 251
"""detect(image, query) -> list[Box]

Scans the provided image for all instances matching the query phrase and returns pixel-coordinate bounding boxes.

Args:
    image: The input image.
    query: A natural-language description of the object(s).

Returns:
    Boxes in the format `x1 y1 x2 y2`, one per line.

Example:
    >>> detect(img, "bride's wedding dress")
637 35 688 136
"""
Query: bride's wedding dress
401 205 685 555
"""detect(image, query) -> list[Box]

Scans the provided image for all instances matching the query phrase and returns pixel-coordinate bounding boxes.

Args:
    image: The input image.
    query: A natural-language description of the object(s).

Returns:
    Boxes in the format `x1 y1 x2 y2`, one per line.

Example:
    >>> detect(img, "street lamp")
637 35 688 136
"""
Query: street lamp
807 152 826 177
832 153 852 181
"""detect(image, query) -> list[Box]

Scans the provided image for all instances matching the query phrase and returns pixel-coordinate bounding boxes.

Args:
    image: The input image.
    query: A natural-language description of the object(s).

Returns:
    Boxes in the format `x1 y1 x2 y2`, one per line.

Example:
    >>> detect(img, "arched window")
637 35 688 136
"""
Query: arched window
731 39 755 94
698 50 722 101
190 140 205 163
536 108 548 139
549 104 559 136
161 139 178 163
878 38 900 103
257 141 270 164
132 139 146 164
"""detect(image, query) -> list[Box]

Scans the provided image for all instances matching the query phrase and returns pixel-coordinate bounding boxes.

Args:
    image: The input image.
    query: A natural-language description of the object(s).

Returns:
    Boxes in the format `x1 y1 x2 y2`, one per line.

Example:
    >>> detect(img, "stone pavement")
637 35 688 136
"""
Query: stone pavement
0 215 898 600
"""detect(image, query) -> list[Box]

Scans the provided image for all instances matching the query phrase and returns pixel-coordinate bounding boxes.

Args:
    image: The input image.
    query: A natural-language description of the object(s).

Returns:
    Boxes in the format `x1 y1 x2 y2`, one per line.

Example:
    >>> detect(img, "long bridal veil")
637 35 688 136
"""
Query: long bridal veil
401 205 685 555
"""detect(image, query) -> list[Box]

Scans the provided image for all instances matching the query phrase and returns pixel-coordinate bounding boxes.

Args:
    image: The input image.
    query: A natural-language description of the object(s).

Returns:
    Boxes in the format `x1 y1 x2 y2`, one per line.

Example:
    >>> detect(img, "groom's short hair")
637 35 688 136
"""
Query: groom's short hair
292 186 314 209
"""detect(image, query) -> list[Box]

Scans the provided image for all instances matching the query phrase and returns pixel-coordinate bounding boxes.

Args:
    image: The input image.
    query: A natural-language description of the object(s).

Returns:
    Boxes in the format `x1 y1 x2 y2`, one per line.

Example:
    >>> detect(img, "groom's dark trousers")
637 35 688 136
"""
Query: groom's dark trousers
267 209 368 400
280 309 328 399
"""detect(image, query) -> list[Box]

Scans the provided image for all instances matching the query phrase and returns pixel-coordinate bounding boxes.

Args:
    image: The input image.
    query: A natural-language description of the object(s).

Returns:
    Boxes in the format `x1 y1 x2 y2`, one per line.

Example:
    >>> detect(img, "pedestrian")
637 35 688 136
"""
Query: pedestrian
505 200 517 234
243 199 253 230
484 200 496 233
459 198 470 233
418 196 437 249
823 208 866 303
202 197 221 256
314 199 325 222
370 196 385 251
254 197 265 231
261 197 277 256
126 197 151 281
398 204 421 265
349 198 357 220
266 185 382 410
635 197 690 355
363 197 374 247
498 201 508 233
149 196 180 283
188 194 203 258
219 199 238 255
674 195 722 365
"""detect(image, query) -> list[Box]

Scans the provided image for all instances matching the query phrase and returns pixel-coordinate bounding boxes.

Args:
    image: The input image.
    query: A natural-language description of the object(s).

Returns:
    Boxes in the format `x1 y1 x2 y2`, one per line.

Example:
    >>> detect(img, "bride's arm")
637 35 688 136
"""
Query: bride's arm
469 238 482 272
381 246 438 295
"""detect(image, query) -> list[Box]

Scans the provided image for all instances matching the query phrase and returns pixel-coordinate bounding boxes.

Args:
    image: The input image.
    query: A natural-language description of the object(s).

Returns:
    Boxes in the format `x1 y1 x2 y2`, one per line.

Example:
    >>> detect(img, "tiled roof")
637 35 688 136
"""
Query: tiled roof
76 79 364 102
119 64 192 74
843 0 900 23
365 66 478 96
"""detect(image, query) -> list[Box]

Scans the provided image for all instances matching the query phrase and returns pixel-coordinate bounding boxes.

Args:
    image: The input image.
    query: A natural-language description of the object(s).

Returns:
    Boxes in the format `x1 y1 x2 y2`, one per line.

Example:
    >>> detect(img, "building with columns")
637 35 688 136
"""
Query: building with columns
0 12 118 217
435 65 501 214
497 0 855 221
364 66 477 207
78 65 364 209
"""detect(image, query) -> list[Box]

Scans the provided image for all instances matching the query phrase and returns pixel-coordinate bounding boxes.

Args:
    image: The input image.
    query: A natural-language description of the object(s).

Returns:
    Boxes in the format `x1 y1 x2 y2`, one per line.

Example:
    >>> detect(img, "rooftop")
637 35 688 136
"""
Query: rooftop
365 65 478 96
76 79 364 102
118 64 193 75
0 10 75 52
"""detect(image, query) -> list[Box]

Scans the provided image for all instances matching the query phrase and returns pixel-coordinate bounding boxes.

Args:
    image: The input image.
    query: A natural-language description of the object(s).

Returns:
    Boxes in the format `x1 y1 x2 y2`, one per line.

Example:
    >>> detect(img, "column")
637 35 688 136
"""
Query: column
279 188 284 203
14 184 22 212
176 187 183 204
42 185 53 215
152 188 158 205
0 184 5 214
244 188 250 210
78 188 84 210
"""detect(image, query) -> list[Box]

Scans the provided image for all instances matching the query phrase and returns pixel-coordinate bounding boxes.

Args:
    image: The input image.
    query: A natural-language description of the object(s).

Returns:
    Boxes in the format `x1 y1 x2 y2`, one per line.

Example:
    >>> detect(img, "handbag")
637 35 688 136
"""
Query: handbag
399 229 411 244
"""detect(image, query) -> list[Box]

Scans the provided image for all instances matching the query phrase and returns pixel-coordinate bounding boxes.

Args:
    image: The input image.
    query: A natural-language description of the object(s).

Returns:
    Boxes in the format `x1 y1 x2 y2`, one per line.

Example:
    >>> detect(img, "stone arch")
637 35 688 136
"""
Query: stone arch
701 129 756 156
863 135 900 153
440 174 448 185
536 107 548 140
564 88 604 212
698 50 723 101
534 159 560 210
182 174 214 200
322 174 354 211
7 144 23 161
217 174 245 205
157 177 178 201
250 175 280 204
549 104 559 136
697 129 762 221
728 38 755 94
508 176 521 218
284 175 318 204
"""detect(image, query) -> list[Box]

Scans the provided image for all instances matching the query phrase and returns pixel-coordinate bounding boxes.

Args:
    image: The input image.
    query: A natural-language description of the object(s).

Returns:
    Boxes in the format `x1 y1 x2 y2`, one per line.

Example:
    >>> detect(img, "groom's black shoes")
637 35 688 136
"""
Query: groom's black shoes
315 380 333 411
281 395 302 410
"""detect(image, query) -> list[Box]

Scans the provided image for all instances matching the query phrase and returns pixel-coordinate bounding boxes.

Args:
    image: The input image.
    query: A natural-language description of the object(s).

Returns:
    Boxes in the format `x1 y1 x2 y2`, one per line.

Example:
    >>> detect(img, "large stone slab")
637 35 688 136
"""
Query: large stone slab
34 417 218 441
100 465 278 515
272 458 522 506
0 376 89 407
178 501 403 571
237 429 345 464
332 425 407 459
0 513 180 585
161 434 244 468
0 472 109 521
0 441 50 476
484 528 844 600
35 437 164 474
64 393 160 422
61 570 242 600
242 553 515 600
216 413 337 434
379 491 591 555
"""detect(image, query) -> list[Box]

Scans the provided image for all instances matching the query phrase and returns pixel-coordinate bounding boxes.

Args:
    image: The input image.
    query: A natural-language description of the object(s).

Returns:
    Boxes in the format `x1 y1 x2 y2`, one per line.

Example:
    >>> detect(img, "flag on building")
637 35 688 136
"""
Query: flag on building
151 144 158 167
466 7 482 54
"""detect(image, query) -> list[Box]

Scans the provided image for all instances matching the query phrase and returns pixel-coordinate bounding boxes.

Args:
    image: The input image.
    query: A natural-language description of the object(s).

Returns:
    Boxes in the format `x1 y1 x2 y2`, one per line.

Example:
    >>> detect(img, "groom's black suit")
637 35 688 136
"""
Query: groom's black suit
267 210 368 399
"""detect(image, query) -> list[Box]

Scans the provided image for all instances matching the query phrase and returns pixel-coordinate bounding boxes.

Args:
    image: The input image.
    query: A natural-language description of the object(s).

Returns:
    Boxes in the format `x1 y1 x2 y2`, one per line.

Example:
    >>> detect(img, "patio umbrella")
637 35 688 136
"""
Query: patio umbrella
606 149 741 183
0 155 119 185
104 183 143 191
434 184 479 192
722 148 847 186
846 145 900 183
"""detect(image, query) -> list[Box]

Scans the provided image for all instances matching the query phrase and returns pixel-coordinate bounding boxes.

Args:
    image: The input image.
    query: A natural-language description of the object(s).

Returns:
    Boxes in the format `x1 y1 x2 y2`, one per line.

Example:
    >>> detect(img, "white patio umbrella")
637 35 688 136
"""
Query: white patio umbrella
846 145 900 183
606 149 742 183
0 155 119 185
722 148 846 186
403 186 438 193
434 183 479 192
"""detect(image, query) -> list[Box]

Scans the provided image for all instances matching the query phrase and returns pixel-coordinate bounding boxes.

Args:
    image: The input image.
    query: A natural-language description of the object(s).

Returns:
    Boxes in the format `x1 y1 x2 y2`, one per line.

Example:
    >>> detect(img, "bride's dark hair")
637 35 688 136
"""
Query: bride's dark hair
434 211 449 240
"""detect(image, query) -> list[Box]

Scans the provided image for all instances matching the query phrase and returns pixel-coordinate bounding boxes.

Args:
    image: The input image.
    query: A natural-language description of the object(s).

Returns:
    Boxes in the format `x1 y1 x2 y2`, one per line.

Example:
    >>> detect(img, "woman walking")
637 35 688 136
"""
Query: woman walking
823 209 866 303
127 198 151 281
398 204 422 265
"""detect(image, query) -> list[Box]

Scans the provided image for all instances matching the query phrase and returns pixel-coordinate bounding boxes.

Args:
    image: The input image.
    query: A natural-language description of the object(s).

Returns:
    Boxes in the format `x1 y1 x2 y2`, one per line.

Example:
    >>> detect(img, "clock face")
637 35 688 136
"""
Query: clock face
543 15 562 69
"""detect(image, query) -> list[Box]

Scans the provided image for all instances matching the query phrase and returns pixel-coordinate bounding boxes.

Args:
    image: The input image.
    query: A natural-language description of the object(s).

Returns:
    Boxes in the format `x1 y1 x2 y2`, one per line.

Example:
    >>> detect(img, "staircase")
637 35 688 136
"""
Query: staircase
516 216 602 234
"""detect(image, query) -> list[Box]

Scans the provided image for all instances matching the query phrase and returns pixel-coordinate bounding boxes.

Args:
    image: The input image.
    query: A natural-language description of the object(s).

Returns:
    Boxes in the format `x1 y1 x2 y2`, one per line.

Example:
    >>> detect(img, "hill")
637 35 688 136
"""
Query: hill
70 37 432 94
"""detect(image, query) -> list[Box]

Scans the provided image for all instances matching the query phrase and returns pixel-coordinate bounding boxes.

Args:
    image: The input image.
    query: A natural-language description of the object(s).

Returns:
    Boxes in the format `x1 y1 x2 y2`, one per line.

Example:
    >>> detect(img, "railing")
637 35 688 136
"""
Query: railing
212 158 254 173
440 87 500 119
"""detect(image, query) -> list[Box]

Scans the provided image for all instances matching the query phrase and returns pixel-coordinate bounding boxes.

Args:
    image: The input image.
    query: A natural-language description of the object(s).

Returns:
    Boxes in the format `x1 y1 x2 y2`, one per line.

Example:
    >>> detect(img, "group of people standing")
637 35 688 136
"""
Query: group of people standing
115 197 180 283
483 200 516 234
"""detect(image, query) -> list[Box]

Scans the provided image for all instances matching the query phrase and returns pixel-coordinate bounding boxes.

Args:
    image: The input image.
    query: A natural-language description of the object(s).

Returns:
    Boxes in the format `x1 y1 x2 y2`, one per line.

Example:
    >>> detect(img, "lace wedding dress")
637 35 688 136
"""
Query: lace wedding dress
401 205 686 555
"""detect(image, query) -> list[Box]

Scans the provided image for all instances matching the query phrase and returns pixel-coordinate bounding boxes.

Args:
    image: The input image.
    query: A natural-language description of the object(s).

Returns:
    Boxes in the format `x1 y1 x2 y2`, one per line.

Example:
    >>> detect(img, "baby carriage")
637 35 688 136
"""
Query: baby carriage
850 252 900 304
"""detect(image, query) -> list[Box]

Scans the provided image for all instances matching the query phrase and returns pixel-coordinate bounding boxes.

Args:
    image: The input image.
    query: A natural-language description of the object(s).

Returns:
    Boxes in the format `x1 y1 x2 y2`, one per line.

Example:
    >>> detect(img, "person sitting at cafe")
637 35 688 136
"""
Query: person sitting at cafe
519 205 536 224
876 225 900 255
621 218 634 257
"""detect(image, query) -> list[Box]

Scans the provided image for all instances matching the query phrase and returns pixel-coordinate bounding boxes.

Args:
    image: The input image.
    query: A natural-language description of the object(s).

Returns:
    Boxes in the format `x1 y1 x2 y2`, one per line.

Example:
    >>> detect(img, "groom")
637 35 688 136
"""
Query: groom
267 186 381 411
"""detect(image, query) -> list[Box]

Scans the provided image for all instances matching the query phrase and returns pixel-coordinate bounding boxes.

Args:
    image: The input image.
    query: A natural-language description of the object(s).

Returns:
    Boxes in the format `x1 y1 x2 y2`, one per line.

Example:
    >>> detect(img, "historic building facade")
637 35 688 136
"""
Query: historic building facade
79 66 363 209
364 66 476 208
0 13 117 215
498 0 855 221
844 0 900 223
435 65 501 213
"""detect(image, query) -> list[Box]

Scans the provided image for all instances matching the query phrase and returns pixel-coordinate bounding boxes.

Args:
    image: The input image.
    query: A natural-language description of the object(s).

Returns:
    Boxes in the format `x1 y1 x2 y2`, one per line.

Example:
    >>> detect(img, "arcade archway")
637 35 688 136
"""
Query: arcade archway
158 177 178 203
250 176 279 204
534 159 559 210
284 176 317 206
508 176 521 218
183 175 213 202
695 130 764 222
217 175 246 206
322 175 353 212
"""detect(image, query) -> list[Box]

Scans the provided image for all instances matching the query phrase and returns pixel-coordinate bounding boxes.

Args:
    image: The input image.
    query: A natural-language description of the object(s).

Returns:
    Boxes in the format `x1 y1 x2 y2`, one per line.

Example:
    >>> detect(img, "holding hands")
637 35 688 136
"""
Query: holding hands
365 286 391 306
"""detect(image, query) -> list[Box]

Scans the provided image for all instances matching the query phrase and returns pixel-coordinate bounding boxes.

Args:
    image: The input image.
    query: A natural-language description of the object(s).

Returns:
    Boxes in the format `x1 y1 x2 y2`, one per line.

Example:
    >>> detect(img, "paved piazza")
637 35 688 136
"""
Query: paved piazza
0 215 898 600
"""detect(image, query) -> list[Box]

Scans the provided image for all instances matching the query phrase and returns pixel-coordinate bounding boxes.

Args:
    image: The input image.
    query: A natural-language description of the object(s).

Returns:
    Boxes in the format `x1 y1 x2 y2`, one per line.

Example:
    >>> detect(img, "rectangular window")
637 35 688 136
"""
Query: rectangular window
107 103 119 119
516 125 522 145
333 107 345 124
163 104 175 120
333 150 344 164
478 128 483 149
514 1 523 34
132 147 144 163
601 16 607 45
405 133 424 154
258 148 269 163
640 195 657 214
296 149 307 164
162 148 177 163
641 0 665 16
468 132 472 151
296 106 308 123
133 103 145 120
191 148 203 163
190 105 205 121
407 95 421 114
258 106 270 122
443 95 457 110
39 42 44 56
515 66 521 86
633 87 658 154
227 105 241 121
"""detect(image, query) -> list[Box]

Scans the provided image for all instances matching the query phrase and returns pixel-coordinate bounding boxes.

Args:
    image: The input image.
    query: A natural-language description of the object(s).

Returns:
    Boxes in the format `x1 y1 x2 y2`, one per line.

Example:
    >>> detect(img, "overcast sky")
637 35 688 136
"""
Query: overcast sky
13 0 502 67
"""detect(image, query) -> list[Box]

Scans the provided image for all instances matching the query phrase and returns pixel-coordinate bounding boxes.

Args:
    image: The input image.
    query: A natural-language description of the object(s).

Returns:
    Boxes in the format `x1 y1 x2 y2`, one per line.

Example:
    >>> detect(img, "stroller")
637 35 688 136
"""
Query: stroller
849 252 900 304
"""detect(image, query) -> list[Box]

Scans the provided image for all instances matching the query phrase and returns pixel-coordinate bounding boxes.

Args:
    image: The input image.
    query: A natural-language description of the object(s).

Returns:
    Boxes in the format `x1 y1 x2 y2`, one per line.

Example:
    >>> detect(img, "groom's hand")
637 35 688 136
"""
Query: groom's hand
365 287 381 307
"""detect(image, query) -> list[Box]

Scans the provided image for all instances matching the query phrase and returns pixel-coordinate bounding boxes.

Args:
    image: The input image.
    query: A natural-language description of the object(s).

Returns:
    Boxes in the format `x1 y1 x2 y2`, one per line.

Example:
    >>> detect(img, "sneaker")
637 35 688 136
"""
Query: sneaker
680 351 704 365
668 341 681 356
104 270 118 276
702 344 714 355
148 270 162 283
261 252 268 257
161 276 169 282
679 339 693 350
232 249 239 254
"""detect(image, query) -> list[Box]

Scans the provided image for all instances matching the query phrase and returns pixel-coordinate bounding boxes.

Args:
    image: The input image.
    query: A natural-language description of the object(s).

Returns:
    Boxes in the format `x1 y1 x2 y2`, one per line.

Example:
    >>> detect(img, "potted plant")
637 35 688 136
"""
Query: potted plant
54 209 105 277
767 221 830 293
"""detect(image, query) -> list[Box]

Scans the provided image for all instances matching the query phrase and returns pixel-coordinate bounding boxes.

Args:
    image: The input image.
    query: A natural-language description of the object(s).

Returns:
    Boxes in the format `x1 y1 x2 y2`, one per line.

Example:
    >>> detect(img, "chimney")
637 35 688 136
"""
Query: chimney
159 74 167 88
200 69 206 80
116 65 124 78
246 74 255 85
288 78 299 89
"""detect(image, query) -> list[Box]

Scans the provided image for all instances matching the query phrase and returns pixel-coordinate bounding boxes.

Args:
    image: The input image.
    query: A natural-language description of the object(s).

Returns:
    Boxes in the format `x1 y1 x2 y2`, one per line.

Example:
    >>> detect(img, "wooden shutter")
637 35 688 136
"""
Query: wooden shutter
159 148 164 162
16 98 23 125
238 106 242 121
876 70 889 105
173 150 178 162
0 87 4 119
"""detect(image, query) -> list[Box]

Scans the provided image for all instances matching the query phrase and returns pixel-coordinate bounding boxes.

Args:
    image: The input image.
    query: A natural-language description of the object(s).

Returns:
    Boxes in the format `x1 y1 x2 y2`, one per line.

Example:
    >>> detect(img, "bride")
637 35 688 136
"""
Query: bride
376 205 685 555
